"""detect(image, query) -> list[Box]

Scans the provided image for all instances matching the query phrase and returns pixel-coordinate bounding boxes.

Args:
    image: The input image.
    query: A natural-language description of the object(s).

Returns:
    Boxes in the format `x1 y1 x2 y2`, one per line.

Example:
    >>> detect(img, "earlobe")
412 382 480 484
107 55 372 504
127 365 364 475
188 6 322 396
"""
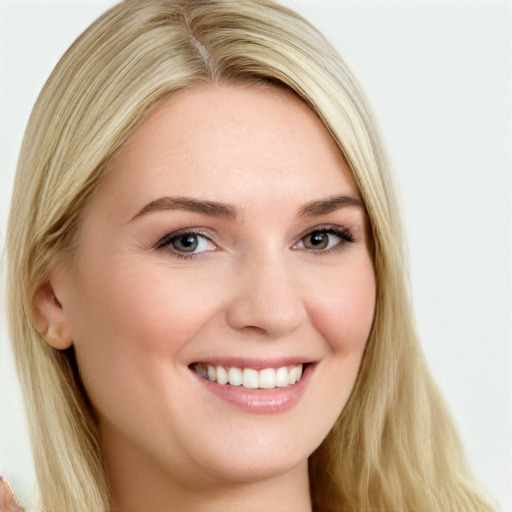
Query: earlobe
33 281 73 350
45 323 72 350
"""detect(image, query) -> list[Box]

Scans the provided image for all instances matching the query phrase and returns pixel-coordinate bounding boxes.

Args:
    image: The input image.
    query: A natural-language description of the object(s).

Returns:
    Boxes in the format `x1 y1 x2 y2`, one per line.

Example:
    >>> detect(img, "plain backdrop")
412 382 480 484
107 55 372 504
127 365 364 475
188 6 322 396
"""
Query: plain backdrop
0 1 510 510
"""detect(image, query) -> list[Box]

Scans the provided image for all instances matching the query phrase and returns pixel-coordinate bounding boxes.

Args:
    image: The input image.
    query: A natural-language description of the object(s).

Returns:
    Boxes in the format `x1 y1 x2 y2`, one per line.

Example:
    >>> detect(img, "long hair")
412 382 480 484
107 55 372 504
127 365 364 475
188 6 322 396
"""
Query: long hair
6 1 495 510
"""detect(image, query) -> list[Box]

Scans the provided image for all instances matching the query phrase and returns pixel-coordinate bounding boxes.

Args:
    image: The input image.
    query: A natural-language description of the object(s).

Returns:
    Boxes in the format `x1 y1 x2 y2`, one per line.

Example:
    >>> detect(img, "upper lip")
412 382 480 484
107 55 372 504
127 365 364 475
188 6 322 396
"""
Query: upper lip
188 357 315 370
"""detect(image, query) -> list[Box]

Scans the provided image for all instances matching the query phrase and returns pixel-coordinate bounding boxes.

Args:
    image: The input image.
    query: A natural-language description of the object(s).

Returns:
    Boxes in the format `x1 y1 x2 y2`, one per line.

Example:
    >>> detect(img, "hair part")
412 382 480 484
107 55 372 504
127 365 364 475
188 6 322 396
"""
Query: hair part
6 1 495 511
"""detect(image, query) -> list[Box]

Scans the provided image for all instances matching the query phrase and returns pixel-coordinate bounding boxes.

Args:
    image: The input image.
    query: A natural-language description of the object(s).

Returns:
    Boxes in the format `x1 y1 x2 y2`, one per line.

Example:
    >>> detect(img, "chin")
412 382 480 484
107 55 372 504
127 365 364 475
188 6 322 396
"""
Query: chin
180 418 323 486
198 447 309 485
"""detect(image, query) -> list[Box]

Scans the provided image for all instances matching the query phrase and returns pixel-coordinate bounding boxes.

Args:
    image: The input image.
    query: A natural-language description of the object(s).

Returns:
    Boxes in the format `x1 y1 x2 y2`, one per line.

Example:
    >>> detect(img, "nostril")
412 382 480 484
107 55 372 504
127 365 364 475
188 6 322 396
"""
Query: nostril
242 325 268 335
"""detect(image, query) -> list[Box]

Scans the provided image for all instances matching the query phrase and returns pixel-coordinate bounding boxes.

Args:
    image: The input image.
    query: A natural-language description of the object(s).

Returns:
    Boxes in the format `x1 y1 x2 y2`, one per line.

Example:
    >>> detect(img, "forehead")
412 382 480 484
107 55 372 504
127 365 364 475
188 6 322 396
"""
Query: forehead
95 84 359 214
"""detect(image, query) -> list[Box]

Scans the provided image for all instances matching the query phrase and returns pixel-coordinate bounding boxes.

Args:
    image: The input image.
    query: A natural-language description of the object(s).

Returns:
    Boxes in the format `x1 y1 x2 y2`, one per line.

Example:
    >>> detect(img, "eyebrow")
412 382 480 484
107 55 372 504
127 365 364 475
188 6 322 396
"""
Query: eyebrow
131 194 363 222
131 196 241 222
298 195 363 217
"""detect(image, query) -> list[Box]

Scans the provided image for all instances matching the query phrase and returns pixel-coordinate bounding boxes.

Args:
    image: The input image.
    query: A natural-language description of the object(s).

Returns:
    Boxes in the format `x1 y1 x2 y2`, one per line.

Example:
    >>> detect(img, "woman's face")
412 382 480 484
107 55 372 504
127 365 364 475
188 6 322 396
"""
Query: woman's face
54 85 375 493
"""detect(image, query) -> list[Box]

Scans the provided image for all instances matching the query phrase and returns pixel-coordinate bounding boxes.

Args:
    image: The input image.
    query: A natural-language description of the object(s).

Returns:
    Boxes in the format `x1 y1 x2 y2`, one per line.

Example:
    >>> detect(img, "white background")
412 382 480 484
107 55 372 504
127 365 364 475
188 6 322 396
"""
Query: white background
0 1 510 510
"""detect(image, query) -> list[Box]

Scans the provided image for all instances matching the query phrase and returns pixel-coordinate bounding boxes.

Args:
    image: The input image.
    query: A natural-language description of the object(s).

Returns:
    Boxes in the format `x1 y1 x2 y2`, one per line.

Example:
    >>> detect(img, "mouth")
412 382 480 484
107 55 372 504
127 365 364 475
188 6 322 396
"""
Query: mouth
189 362 308 390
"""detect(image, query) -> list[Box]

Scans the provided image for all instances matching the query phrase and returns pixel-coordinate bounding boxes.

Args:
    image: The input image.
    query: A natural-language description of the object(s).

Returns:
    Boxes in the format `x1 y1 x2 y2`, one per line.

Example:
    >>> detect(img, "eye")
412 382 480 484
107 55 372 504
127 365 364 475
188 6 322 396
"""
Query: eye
171 233 208 253
301 231 339 251
294 227 354 252
156 230 216 257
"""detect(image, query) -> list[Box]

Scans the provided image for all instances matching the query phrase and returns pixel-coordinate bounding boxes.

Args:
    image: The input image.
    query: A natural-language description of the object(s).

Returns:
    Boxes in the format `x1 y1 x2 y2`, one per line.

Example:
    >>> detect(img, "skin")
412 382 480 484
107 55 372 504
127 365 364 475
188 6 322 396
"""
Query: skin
38 84 376 511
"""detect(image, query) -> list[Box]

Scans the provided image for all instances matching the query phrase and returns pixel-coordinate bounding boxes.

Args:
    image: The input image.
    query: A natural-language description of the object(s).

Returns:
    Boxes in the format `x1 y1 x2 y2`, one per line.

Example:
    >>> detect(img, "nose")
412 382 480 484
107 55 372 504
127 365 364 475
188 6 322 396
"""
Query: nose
225 251 307 338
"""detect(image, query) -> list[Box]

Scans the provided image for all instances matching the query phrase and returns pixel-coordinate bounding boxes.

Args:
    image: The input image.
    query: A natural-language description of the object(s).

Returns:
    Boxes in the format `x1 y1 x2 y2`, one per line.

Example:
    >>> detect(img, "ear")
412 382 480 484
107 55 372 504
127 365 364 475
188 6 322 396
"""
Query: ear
33 280 73 350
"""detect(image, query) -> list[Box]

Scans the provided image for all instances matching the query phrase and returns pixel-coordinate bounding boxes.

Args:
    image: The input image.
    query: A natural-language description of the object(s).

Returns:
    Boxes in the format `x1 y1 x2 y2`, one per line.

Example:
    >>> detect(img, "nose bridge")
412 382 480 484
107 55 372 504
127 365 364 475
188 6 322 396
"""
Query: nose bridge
225 246 306 337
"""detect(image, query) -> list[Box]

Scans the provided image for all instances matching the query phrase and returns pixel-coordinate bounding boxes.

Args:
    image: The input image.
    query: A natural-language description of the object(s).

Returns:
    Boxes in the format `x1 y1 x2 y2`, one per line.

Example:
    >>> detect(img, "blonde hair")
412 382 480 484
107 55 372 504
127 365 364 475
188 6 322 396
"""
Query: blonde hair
6 1 495 511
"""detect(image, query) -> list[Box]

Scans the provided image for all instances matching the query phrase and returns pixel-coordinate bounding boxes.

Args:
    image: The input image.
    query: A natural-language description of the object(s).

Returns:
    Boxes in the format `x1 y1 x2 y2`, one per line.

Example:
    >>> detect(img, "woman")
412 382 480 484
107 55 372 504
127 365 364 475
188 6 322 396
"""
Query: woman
4 0 496 511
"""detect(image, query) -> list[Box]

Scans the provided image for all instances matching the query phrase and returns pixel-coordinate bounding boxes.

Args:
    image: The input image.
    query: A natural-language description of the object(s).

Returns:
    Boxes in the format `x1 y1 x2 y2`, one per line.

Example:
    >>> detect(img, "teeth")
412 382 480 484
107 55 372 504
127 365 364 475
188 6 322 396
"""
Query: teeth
228 367 243 386
193 363 305 389
243 368 259 389
275 366 289 388
259 368 276 389
216 366 228 385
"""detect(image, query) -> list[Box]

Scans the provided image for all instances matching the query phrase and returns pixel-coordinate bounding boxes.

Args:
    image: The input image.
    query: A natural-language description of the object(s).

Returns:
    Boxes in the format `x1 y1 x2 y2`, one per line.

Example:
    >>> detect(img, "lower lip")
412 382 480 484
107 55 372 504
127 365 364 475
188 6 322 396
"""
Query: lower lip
191 364 314 414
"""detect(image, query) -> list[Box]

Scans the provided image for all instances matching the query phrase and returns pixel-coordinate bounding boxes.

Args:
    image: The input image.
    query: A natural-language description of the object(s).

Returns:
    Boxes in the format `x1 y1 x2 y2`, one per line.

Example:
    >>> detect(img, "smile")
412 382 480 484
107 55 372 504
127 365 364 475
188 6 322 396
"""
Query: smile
191 363 304 390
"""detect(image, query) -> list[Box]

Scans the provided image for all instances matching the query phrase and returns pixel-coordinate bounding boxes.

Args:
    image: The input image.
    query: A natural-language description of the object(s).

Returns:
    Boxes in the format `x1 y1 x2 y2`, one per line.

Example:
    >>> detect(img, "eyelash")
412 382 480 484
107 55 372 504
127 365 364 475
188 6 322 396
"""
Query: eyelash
154 224 355 260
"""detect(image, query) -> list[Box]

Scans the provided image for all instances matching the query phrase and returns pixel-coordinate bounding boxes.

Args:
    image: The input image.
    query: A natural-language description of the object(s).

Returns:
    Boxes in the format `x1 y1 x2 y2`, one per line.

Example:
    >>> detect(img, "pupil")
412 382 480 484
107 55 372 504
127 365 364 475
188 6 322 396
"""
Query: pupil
173 234 198 252
308 232 328 249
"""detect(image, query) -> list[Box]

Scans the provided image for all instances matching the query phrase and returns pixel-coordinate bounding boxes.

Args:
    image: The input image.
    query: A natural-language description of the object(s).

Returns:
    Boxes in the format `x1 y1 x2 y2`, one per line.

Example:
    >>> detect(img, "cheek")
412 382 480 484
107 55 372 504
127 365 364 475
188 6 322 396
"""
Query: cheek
297 257 375 440
118 268 230 349
71 260 219 356
308 257 376 354
66 261 230 442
